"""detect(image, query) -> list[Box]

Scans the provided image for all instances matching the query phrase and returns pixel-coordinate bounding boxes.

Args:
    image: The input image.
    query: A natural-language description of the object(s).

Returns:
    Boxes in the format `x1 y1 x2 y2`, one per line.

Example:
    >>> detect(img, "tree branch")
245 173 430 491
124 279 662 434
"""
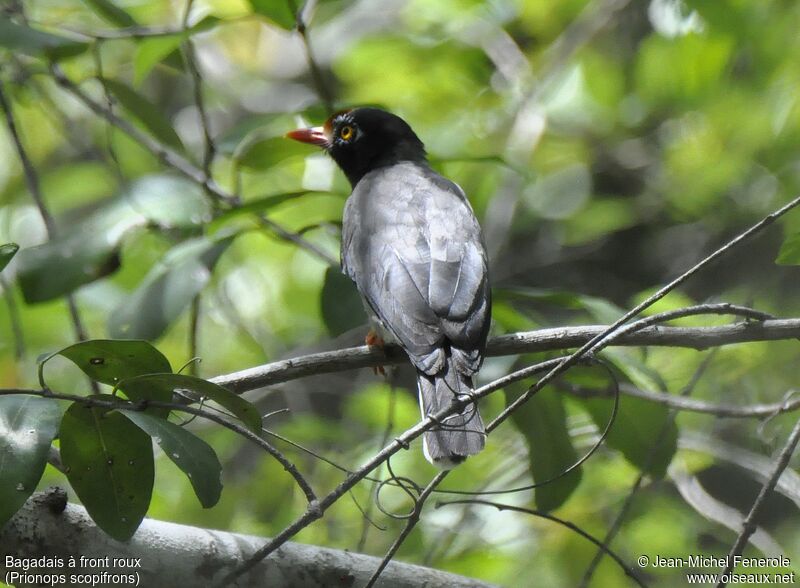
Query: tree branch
212 315 800 394
0 492 493 588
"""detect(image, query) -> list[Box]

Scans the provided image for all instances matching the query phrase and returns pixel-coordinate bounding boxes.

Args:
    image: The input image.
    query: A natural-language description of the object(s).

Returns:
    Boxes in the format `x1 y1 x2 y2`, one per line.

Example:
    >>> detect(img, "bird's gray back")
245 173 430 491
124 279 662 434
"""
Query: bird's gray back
341 162 490 376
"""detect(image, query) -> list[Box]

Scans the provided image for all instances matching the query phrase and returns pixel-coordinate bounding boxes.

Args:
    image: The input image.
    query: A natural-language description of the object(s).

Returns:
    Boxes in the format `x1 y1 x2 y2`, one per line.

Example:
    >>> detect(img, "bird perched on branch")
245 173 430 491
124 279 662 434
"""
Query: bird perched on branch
287 108 491 468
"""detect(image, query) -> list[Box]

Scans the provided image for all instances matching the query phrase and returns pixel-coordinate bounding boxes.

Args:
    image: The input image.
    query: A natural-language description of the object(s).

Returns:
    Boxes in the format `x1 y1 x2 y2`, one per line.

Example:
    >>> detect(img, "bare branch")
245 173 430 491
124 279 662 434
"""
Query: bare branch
716 417 800 587
213 313 800 394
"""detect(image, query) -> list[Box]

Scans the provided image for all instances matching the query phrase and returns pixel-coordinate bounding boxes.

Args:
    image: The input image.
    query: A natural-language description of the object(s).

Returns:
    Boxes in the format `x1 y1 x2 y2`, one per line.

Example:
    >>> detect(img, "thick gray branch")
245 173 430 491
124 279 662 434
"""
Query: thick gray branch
0 492 494 588
212 318 800 393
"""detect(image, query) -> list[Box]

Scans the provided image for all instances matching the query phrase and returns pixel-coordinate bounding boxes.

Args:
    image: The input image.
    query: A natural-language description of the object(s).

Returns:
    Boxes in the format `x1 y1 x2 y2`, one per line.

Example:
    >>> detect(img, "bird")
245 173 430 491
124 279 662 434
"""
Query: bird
287 107 491 468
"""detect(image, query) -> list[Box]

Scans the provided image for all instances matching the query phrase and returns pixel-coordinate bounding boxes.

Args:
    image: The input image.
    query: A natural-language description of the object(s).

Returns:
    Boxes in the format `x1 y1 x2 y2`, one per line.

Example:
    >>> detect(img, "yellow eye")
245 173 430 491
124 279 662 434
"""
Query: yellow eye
339 125 354 141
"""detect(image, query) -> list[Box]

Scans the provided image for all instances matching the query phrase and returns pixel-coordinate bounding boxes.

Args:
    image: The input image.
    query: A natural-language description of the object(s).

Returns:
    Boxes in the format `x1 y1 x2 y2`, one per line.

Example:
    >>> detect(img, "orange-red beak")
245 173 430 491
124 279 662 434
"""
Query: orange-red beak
285 126 329 147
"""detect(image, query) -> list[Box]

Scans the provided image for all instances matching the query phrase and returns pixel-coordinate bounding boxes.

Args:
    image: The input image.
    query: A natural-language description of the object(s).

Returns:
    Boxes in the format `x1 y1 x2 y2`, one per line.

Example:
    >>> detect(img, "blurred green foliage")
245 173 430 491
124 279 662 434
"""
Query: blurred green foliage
1 0 800 586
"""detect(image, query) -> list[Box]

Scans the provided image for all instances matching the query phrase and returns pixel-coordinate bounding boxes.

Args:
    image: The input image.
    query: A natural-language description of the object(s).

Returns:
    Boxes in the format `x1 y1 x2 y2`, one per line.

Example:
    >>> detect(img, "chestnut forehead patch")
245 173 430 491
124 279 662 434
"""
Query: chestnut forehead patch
324 109 354 135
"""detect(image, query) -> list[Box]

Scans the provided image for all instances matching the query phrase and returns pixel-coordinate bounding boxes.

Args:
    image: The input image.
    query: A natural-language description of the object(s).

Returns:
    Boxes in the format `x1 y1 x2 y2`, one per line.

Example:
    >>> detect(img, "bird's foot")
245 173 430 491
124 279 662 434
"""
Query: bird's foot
365 329 387 376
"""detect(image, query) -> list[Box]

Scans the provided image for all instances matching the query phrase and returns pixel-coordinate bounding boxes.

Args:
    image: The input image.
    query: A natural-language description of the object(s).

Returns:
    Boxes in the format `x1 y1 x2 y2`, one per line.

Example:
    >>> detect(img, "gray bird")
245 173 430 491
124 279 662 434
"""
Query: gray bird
287 108 491 468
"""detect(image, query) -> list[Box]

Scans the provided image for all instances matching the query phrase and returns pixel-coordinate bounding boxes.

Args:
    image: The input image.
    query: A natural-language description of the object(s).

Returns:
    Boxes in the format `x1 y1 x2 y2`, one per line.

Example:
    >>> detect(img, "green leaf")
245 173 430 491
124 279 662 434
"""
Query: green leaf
603 348 668 394
16 200 143 303
60 399 154 541
118 373 262 434
126 175 213 229
0 243 19 273
776 232 800 265
506 379 582 511
131 16 220 86
55 339 172 387
120 410 222 508
496 287 625 324
82 0 138 27
236 135 315 170
579 394 677 478
16 176 211 303
108 235 235 341
0 21 88 59
321 266 366 337
134 36 185 86
103 79 184 151
0 396 63 528
248 0 296 29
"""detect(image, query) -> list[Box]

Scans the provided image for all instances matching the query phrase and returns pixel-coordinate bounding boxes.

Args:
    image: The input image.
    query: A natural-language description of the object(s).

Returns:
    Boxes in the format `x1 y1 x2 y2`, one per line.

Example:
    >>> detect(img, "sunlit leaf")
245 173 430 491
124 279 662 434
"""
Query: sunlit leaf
119 373 262 434
126 175 213 229
121 410 222 508
0 243 19 273
0 21 88 59
321 266 366 337
104 79 184 151
132 17 220 86
82 0 137 27
108 235 236 341
16 200 143 303
55 339 172 387
60 399 154 541
134 36 186 86
16 176 212 303
0 396 62 528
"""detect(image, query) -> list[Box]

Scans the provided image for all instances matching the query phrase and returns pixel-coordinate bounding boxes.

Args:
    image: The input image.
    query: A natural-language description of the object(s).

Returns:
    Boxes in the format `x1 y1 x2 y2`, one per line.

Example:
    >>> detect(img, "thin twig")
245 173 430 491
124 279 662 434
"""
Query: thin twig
357 375 398 552
181 0 216 194
288 0 334 113
0 388 317 506
365 471 449 588
91 42 125 184
570 383 800 419
188 295 201 377
437 499 647 588
716 417 800 587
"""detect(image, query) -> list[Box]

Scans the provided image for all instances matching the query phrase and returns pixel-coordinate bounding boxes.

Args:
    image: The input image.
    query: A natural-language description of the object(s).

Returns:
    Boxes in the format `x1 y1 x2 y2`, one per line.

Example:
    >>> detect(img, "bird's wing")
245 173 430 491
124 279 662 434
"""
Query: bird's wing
342 164 490 375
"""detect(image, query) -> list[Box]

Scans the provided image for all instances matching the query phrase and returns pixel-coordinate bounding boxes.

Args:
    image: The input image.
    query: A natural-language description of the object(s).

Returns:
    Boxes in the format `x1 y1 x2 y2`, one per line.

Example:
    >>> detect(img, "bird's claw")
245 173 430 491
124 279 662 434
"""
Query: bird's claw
366 329 387 376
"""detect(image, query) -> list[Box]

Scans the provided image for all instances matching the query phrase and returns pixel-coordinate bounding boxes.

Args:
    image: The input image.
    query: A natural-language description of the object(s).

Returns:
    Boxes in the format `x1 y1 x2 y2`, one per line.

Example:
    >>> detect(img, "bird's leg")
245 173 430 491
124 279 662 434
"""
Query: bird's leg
365 329 387 376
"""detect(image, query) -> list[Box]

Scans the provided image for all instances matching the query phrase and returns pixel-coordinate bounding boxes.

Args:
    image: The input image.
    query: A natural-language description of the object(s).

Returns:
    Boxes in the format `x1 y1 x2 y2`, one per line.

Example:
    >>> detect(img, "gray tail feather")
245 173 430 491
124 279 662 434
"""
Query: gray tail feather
417 357 485 469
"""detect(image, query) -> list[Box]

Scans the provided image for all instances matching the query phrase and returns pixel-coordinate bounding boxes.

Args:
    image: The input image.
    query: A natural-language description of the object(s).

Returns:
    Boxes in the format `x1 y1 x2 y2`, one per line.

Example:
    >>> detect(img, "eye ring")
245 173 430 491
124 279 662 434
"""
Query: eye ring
339 125 354 141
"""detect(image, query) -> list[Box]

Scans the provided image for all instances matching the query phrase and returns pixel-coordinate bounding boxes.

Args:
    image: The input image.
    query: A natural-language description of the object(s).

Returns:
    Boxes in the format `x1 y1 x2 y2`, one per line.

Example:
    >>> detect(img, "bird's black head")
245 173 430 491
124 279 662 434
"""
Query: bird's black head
287 108 427 187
